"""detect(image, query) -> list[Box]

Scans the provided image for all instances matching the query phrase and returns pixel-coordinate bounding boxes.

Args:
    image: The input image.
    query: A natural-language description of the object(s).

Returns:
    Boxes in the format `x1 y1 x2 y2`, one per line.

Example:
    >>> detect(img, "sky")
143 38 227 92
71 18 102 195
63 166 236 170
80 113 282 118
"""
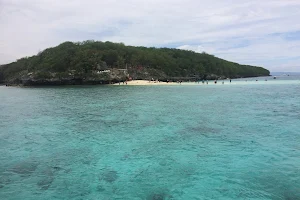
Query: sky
1 0 300 72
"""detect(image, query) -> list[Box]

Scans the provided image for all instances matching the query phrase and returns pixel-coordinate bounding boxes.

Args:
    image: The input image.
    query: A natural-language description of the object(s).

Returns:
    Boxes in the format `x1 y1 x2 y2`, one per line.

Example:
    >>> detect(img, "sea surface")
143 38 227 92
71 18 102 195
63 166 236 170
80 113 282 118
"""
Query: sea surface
0 75 300 200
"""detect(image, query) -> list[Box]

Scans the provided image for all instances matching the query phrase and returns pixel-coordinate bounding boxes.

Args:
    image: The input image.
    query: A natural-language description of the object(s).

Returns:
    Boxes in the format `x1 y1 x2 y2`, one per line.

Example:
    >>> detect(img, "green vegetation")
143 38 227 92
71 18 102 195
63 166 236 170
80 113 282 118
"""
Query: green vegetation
0 40 269 84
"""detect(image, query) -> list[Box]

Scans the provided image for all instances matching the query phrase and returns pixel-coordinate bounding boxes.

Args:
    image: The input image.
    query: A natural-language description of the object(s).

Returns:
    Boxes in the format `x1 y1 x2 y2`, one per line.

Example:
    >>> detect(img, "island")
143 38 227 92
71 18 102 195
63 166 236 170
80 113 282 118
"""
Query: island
0 41 270 86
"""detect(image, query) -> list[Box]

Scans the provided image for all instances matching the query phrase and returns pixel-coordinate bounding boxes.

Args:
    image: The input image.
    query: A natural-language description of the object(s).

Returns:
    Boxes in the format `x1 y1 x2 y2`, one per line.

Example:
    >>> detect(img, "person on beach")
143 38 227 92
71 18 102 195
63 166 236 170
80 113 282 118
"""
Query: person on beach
230 79 232 83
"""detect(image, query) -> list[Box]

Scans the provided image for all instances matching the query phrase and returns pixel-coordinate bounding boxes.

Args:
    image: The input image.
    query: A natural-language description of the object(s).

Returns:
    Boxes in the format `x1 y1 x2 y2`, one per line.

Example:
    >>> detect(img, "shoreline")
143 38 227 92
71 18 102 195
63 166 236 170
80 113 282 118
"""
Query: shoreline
112 78 299 86
2 76 294 87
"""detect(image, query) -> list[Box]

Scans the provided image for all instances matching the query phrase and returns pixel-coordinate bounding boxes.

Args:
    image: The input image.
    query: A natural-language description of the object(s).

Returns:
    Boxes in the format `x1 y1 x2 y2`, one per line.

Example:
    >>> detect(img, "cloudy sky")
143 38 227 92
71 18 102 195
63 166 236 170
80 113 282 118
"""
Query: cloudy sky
1 0 300 72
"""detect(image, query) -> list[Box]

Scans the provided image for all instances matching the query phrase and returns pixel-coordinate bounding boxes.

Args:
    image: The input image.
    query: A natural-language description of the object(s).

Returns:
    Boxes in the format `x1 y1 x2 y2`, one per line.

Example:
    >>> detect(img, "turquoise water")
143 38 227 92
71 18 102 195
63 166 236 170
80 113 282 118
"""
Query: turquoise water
0 78 300 200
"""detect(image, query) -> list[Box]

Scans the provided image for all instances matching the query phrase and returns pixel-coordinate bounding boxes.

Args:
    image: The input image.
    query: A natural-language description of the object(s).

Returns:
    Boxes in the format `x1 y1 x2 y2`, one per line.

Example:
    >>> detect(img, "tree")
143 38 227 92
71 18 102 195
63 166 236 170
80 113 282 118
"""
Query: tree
116 56 125 68
0 40 270 82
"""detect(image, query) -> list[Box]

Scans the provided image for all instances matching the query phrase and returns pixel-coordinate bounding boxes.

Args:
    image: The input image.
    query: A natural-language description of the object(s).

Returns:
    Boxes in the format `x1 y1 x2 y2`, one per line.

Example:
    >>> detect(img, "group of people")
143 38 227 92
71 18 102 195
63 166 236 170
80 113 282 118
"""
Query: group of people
197 79 232 84
118 81 127 85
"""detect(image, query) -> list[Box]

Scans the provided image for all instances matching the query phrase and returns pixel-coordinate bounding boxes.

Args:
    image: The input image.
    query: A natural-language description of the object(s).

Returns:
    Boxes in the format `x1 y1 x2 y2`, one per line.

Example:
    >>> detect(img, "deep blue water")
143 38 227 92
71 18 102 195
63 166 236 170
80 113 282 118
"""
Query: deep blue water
0 78 300 199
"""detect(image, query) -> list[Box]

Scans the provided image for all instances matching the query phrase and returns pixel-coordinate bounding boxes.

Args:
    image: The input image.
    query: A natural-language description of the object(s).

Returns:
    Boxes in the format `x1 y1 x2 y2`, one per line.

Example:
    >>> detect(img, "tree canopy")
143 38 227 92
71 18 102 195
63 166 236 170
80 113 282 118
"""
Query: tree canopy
0 40 270 83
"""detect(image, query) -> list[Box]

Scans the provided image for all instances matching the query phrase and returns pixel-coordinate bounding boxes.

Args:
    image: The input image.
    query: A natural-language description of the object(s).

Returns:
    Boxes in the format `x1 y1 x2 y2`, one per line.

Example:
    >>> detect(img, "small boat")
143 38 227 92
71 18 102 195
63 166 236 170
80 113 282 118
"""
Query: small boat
273 76 277 79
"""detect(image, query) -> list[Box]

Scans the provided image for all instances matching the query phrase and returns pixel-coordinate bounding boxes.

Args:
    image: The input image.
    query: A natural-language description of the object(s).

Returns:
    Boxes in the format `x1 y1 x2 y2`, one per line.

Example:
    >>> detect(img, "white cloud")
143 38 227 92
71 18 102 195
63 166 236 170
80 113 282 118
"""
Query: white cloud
0 0 300 71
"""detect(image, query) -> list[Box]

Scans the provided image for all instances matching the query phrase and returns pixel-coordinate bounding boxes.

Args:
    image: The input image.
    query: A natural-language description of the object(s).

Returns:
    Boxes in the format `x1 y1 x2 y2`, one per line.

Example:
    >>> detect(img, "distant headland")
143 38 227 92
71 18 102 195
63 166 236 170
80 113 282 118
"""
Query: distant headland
0 41 270 86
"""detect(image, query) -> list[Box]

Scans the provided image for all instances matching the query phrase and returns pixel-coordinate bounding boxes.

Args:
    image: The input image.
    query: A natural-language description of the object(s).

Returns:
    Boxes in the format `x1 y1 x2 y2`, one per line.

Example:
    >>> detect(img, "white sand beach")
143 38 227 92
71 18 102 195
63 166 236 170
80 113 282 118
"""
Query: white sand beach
113 80 178 85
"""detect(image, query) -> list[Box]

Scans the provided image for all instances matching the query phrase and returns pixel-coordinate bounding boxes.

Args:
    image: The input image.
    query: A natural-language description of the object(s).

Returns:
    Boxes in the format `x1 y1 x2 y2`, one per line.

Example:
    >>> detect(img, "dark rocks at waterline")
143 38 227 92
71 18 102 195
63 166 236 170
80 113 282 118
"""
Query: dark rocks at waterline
4 73 267 86
204 74 226 80
99 170 118 183
8 78 128 86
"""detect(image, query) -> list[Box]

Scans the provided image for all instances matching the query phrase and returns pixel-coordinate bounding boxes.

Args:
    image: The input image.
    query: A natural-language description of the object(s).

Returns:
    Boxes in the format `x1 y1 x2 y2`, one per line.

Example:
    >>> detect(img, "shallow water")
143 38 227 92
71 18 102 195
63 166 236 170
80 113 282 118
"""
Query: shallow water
0 77 300 199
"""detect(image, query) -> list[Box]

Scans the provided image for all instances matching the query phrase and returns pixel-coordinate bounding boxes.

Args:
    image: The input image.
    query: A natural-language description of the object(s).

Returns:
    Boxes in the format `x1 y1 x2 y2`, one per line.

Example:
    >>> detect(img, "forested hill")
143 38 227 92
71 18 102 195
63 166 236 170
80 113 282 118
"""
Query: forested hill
0 41 270 85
